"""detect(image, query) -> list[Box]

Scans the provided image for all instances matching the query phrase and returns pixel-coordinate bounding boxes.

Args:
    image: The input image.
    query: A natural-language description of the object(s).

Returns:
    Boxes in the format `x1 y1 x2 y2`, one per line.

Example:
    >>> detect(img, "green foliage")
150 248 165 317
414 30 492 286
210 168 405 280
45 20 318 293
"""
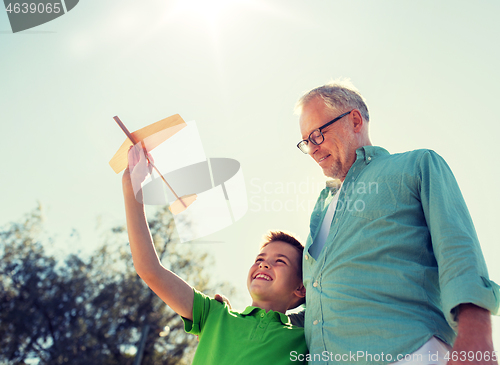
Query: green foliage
0 206 234 365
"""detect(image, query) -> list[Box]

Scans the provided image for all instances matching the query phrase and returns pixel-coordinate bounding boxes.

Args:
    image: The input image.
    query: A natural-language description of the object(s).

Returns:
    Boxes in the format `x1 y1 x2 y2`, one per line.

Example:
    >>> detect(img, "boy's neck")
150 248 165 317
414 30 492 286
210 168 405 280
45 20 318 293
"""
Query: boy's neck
250 299 288 314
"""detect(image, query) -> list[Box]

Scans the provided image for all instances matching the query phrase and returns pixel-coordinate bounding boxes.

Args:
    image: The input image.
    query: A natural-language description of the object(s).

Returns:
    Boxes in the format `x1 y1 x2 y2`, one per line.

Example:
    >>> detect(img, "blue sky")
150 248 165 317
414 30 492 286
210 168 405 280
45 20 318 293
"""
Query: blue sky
1 0 499 349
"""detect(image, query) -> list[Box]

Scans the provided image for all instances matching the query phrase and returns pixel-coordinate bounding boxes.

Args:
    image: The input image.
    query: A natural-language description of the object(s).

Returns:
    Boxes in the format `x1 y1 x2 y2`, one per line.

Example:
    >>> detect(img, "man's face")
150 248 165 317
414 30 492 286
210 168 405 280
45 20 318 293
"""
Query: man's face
299 97 356 180
247 241 303 305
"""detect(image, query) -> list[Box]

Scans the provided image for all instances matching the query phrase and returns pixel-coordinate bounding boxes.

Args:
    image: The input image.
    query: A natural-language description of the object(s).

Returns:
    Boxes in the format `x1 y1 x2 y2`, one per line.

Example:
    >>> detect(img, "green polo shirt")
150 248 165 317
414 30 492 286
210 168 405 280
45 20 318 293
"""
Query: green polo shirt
182 289 307 364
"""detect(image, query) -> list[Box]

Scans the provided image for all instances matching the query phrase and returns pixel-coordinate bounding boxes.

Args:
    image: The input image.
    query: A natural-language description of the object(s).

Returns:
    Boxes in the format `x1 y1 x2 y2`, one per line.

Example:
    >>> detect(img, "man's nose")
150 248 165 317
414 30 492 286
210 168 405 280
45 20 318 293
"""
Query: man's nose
308 142 320 156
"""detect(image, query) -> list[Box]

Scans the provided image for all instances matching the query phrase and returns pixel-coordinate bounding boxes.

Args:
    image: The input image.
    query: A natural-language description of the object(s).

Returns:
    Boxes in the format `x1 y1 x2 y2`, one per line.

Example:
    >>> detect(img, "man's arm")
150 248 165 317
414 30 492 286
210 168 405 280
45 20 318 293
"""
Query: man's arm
123 167 194 320
448 303 498 365
417 151 498 362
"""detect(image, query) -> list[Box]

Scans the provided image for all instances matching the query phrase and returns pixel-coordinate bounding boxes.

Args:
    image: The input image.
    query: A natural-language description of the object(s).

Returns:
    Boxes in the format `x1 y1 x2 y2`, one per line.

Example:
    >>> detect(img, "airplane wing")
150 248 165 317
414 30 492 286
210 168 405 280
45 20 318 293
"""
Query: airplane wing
109 114 186 173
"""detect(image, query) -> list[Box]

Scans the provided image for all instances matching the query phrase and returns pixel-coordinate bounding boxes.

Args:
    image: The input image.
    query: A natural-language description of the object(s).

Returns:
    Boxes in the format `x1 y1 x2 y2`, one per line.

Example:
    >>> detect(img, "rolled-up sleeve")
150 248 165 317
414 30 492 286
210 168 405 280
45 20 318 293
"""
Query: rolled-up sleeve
419 150 500 329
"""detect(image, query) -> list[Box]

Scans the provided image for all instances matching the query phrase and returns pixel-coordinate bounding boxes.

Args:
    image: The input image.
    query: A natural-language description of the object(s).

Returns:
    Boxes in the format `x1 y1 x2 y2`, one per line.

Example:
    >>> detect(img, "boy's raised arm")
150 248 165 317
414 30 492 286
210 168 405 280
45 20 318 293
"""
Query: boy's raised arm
122 166 194 320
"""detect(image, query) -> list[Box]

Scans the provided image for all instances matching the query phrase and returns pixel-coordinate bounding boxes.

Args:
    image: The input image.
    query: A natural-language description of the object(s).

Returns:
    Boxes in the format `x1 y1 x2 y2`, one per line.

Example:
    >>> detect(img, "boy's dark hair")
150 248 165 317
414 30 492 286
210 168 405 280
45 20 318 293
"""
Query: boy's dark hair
261 231 305 309
261 231 304 255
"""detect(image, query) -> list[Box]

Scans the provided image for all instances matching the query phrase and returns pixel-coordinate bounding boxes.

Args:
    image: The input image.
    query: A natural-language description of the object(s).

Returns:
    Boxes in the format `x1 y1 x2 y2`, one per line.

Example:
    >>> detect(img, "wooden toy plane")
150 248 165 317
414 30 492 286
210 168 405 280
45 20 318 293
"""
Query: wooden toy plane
109 114 197 214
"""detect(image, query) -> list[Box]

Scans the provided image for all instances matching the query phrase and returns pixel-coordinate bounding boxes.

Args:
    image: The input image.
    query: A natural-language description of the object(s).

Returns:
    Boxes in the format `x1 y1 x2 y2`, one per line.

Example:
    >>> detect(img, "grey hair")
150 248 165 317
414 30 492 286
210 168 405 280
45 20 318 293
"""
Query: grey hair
295 79 370 122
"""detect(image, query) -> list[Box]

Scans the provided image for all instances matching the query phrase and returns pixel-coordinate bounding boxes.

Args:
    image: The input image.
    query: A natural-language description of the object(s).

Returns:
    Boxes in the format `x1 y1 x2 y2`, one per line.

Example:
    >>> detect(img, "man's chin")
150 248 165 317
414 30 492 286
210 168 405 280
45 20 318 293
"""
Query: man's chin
322 165 344 180
322 167 337 179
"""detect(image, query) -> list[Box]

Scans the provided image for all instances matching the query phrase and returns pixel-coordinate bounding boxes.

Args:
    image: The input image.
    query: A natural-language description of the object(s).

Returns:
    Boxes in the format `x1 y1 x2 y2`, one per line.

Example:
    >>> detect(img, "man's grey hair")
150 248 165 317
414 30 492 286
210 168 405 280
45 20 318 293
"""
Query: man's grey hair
295 79 370 122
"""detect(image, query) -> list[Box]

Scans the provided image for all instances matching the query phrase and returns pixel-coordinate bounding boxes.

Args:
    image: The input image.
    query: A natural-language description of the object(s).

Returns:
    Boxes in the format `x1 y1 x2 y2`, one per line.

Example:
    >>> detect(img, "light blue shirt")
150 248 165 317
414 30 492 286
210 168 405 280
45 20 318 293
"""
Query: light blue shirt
303 146 499 364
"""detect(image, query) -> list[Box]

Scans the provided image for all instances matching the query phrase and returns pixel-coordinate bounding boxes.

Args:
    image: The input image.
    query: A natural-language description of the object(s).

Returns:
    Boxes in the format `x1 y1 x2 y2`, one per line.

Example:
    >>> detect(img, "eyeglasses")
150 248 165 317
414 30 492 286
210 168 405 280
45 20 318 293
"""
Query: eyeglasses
297 110 353 154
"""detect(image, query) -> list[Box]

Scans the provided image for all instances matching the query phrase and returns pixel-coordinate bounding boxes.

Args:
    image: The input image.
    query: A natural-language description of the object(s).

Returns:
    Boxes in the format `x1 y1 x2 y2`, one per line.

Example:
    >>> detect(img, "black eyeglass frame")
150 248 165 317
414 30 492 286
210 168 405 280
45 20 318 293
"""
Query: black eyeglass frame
297 109 353 154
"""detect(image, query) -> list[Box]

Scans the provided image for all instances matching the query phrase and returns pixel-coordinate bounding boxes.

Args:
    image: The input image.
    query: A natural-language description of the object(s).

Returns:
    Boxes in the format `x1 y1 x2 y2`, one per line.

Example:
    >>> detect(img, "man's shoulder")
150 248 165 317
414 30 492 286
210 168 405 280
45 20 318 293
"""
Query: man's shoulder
363 148 446 181
390 148 437 159
383 148 445 166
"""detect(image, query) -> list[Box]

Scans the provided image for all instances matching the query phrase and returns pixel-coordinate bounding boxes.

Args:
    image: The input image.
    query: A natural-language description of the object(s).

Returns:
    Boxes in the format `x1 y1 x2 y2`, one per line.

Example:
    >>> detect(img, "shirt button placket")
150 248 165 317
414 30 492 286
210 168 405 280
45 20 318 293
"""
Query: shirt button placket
257 312 268 336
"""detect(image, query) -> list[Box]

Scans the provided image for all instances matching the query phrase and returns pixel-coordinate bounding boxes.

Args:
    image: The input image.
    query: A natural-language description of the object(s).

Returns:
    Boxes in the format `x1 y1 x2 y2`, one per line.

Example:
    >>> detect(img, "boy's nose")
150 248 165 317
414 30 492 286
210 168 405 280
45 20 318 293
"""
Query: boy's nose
259 261 270 269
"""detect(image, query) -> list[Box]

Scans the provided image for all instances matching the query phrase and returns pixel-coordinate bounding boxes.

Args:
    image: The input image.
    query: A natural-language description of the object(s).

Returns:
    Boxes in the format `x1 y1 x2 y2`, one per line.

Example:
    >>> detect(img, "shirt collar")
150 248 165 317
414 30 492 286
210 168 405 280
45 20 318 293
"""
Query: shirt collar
355 145 390 164
322 146 389 192
241 306 291 325
325 179 342 194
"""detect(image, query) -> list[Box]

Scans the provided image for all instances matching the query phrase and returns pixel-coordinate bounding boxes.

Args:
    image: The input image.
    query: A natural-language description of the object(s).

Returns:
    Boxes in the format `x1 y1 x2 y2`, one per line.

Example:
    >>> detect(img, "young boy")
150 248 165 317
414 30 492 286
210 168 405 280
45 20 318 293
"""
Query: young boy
122 148 307 364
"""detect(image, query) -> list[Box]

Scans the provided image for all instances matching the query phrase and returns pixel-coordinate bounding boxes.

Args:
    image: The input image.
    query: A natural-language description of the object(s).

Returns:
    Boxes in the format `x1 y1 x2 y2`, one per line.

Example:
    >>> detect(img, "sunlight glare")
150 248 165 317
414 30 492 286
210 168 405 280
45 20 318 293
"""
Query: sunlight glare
172 0 246 24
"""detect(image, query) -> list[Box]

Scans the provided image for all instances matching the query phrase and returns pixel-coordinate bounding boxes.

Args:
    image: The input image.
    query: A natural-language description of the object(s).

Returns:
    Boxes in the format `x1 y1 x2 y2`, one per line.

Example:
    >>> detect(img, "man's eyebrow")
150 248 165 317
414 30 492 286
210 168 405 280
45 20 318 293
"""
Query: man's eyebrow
301 128 314 140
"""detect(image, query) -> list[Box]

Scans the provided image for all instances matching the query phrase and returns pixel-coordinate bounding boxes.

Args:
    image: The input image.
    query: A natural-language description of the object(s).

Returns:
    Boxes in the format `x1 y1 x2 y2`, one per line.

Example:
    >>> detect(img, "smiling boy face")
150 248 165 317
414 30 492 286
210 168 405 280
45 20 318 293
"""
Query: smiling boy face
247 240 304 311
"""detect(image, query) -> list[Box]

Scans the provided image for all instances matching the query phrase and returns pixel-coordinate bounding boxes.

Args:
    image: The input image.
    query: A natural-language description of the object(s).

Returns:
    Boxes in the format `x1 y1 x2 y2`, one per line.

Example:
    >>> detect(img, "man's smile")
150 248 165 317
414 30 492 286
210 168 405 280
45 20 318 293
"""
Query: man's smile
318 154 331 164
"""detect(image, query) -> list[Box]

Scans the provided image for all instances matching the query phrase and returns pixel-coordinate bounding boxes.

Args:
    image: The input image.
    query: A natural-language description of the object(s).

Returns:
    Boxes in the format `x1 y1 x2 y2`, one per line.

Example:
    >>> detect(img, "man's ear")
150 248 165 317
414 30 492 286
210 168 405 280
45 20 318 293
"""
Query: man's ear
351 109 364 133
295 283 306 299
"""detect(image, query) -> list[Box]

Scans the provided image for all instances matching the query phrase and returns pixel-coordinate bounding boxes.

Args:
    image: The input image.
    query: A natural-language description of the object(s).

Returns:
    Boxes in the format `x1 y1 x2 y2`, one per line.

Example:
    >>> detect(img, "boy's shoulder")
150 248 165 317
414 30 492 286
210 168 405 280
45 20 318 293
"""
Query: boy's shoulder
187 290 307 365
192 289 298 328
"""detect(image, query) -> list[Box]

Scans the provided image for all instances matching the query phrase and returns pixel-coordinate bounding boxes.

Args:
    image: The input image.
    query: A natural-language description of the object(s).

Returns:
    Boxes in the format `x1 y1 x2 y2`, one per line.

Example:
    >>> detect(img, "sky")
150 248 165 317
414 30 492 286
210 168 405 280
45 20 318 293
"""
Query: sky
1 0 499 351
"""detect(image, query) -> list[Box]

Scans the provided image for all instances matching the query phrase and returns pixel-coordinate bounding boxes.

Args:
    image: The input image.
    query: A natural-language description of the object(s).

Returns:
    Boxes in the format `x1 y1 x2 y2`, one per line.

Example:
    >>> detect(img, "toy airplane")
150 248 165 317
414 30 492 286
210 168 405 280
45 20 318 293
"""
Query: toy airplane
109 114 197 215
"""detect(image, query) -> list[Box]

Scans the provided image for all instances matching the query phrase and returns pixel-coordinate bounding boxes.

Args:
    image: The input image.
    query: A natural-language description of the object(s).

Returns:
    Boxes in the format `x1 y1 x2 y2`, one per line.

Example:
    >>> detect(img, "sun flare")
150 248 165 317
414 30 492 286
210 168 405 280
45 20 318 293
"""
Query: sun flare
172 0 247 24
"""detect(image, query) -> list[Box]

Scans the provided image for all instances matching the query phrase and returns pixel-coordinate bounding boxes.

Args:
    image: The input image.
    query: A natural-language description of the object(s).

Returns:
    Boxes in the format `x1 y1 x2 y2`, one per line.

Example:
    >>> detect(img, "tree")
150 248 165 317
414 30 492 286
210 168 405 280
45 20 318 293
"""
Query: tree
0 205 233 364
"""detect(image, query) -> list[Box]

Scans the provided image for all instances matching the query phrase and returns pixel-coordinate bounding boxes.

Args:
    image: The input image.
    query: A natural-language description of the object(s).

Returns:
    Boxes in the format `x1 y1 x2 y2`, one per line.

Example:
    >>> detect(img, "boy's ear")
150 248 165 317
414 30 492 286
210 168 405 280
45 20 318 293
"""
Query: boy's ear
295 283 306 299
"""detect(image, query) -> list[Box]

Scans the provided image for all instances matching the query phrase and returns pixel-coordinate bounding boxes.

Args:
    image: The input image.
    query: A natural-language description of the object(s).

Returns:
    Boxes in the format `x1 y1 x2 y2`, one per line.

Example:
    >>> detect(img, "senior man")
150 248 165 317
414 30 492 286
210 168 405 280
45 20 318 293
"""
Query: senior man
296 80 499 364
